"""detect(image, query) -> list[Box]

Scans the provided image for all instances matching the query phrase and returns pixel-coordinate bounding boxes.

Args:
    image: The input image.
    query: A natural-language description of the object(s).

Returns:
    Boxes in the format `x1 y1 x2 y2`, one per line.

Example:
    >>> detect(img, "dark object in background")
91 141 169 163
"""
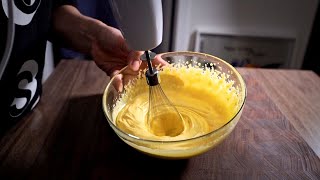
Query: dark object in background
303 5 320 75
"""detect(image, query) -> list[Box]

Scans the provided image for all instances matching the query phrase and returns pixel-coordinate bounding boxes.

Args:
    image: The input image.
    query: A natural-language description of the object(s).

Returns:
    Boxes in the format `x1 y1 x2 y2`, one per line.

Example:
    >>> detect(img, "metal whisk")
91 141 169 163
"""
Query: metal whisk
141 51 184 137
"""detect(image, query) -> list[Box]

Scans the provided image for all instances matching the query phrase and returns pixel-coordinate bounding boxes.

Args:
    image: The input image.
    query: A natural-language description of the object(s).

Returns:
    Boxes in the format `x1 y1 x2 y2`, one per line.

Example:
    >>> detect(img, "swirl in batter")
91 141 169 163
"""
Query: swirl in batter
113 64 241 141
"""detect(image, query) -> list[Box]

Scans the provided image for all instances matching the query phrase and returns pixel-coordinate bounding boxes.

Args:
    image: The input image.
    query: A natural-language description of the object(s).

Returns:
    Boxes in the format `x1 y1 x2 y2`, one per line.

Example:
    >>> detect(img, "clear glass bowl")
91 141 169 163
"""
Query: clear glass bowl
102 51 246 159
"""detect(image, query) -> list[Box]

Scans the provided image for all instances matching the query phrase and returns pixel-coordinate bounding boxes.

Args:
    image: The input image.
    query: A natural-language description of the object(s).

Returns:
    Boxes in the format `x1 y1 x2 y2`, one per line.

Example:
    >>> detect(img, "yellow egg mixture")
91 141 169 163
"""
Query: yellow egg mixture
112 63 242 141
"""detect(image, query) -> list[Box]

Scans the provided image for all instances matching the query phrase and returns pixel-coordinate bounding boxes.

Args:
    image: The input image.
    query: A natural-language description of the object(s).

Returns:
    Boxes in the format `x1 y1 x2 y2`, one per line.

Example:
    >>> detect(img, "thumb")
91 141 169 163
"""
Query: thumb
128 51 144 71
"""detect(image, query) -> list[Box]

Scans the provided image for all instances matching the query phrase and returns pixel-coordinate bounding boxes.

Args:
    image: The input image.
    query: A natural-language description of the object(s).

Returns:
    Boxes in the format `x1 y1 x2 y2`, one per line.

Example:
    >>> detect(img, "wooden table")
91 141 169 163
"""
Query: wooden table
1 60 320 179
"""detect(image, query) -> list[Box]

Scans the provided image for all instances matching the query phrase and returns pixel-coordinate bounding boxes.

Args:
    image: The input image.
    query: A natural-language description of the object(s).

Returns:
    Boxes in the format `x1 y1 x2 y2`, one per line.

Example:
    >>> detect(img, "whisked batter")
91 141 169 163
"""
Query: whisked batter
113 63 242 141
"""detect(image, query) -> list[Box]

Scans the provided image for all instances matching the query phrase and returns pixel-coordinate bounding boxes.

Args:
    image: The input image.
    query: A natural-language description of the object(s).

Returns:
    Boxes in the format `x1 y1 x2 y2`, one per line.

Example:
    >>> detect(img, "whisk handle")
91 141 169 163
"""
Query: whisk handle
146 70 160 86
141 51 160 86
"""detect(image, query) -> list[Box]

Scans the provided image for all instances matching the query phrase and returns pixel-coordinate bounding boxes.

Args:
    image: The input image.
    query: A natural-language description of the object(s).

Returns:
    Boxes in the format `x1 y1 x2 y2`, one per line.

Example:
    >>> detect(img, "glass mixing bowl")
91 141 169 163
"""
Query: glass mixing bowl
102 51 246 159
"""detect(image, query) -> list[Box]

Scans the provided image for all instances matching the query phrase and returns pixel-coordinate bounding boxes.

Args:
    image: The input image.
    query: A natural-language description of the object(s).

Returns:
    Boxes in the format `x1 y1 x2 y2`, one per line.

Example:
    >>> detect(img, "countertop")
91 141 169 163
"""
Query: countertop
1 60 320 179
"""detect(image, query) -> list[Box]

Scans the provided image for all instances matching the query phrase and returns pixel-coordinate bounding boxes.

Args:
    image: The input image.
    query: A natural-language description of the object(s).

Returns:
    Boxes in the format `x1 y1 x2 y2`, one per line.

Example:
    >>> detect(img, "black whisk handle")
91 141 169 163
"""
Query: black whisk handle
146 69 160 86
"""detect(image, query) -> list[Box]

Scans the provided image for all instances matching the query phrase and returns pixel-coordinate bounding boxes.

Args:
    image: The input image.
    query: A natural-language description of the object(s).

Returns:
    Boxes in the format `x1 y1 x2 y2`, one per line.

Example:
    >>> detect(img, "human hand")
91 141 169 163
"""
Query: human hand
90 24 143 77
90 23 168 91
110 54 169 92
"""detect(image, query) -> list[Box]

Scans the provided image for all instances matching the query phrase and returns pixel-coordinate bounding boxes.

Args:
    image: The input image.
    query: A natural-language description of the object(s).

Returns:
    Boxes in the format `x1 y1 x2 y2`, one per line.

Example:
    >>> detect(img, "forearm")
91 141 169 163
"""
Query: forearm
52 5 106 54
52 5 142 76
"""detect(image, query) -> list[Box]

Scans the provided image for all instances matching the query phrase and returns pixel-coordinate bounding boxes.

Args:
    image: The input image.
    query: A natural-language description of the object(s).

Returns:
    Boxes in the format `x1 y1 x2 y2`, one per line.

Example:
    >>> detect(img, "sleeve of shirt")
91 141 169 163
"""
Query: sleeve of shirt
49 0 77 52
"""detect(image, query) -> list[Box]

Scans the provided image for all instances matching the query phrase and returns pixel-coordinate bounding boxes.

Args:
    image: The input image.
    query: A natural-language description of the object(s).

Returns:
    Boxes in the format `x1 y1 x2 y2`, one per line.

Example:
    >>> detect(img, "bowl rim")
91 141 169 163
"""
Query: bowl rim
102 51 247 143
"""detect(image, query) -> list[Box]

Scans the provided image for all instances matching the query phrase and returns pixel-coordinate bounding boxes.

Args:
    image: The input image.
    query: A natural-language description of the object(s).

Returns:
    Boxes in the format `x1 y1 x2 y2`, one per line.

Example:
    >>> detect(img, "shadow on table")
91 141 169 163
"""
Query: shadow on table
38 94 188 179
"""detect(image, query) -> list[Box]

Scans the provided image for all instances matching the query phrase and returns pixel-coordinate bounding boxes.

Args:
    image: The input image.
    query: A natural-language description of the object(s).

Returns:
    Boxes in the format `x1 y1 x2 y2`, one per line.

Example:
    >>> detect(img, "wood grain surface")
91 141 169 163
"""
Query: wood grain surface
0 60 319 179
239 68 320 157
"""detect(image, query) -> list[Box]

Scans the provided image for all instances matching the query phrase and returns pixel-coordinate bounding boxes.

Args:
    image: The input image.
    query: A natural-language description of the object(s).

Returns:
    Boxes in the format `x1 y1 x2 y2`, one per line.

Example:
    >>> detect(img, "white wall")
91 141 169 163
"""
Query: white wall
172 0 318 68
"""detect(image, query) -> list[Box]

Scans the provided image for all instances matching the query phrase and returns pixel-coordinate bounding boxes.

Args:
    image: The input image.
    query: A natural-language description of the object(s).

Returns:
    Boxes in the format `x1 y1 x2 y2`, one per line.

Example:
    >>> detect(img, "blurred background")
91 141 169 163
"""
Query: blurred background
44 0 319 82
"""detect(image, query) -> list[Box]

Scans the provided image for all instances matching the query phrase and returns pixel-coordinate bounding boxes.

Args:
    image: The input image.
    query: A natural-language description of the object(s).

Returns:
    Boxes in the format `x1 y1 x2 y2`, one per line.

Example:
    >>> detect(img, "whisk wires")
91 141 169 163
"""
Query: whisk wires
142 51 184 137
147 84 184 137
